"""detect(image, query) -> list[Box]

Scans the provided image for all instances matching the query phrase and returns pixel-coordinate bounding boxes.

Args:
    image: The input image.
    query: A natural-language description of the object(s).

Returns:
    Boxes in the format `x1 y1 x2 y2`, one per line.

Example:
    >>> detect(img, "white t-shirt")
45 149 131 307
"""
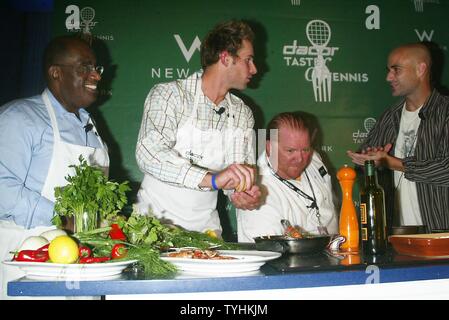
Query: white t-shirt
394 103 423 226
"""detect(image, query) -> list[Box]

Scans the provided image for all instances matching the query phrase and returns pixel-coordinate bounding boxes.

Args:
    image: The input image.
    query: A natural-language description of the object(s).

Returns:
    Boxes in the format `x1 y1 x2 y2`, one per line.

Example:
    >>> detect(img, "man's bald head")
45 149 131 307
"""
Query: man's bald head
386 42 433 107
391 43 432 78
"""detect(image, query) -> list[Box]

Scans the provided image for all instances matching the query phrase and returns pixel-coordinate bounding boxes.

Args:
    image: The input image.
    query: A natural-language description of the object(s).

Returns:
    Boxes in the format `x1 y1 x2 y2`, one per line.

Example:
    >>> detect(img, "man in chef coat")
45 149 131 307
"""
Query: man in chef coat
0 35 109 299
135 20 262 237
237 112 338 242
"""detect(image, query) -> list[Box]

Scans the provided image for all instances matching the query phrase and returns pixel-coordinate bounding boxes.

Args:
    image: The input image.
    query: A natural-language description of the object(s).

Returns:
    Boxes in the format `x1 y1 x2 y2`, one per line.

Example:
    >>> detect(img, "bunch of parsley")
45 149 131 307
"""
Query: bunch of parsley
52 156 130 228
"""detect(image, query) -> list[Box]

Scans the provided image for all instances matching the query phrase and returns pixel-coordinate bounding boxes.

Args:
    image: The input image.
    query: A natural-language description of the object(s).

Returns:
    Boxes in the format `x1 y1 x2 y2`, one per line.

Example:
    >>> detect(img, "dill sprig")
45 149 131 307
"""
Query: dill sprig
126 246 177 278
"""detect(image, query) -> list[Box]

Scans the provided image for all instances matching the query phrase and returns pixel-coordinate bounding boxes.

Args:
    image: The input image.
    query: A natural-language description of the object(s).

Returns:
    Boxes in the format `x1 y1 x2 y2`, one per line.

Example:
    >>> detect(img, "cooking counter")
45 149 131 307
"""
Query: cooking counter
7 247 449 299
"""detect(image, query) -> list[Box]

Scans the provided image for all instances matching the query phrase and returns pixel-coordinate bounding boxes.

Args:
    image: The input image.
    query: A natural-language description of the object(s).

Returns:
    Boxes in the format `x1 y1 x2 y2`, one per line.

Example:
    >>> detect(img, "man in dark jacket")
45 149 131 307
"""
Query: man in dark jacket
347 42 449 233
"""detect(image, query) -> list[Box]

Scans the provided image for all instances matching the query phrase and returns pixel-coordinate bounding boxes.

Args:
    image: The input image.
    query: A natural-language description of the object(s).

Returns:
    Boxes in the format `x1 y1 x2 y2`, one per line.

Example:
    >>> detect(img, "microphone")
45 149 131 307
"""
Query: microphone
418 112 425 120
214 107 225 115
84 123 94 133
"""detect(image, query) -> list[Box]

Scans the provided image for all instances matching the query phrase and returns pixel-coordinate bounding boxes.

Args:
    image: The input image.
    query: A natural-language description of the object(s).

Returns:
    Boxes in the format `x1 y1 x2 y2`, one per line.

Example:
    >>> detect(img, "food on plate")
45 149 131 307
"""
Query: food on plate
40 229 67 242
18 236 49 251
167 249 237 260
48 235 79 264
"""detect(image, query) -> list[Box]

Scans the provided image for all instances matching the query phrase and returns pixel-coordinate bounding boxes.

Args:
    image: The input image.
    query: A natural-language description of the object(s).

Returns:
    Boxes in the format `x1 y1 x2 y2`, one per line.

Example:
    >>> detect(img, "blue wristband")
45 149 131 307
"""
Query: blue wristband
211 174 219 190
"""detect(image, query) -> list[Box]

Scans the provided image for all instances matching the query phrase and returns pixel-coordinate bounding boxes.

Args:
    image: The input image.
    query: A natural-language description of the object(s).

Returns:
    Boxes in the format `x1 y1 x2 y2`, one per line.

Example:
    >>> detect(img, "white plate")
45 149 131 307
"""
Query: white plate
2 259 138 281
160 250 281 274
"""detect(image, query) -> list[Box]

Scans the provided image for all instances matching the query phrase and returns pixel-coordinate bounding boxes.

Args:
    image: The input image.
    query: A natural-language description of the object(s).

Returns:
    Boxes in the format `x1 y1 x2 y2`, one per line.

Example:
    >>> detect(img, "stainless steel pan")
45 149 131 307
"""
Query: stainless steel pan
253 235 332 254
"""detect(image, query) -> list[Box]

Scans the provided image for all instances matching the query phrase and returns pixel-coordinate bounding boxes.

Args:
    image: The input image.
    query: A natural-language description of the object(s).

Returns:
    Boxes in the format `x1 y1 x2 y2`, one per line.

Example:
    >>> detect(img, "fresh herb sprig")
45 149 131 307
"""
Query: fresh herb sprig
125 246 177 278
120 212 174 248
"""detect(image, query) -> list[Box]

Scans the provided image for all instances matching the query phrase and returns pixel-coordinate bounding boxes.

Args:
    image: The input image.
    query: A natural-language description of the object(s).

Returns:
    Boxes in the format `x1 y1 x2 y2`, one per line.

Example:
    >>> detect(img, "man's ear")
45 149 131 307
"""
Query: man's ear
266 140 271 157
416 62 428 78
219 51 230 67
48 66 61 81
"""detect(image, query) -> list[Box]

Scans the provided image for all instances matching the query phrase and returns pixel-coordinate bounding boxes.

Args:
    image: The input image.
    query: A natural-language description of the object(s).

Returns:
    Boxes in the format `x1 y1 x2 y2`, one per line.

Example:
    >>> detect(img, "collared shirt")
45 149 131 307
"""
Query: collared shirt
136 71 255 189
237 151 338 243
0 89 102 228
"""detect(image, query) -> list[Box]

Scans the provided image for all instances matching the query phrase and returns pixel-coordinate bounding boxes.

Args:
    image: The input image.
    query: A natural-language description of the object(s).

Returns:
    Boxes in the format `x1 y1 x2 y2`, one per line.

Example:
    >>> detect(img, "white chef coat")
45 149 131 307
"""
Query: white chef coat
237 151 338 243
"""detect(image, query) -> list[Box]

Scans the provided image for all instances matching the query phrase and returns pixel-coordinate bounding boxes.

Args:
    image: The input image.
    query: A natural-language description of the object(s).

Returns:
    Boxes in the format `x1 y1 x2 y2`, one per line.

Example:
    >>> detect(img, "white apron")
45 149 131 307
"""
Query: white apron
136 79 234 235
0 91 109 299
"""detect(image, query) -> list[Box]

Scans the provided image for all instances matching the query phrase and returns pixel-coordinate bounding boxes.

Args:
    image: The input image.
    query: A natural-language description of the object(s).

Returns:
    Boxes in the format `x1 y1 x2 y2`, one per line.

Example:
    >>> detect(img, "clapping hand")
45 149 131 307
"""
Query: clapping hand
347 143 393 167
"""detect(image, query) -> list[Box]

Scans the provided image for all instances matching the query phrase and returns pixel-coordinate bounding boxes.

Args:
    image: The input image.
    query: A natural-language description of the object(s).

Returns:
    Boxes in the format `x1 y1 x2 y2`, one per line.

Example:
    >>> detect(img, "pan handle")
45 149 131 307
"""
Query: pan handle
328 235 346 251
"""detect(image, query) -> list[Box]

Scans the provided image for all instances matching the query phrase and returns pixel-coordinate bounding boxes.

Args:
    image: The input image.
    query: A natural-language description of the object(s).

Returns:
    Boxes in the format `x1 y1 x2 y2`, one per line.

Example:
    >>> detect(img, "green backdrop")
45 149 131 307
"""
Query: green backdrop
52 0 449 238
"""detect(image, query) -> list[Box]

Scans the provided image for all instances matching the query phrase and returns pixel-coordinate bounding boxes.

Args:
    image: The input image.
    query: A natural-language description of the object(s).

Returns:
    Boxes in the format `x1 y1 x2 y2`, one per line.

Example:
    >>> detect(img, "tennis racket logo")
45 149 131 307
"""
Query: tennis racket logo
306 20 332 102
80 7 96 34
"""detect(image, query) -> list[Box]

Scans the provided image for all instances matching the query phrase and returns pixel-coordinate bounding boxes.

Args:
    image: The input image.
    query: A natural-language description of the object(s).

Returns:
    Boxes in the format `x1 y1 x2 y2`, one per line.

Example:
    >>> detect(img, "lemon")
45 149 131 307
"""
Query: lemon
205 229 218 239
48 235 79 264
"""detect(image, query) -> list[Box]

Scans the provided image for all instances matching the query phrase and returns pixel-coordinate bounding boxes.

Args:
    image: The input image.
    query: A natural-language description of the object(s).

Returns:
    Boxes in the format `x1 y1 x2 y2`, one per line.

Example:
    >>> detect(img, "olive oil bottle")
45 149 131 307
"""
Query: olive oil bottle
360 160 387 255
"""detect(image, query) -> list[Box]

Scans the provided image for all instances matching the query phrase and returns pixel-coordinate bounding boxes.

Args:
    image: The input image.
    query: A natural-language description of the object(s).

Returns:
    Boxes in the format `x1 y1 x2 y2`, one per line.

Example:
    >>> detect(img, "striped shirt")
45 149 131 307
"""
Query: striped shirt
361 89 449 231
135 71 255 190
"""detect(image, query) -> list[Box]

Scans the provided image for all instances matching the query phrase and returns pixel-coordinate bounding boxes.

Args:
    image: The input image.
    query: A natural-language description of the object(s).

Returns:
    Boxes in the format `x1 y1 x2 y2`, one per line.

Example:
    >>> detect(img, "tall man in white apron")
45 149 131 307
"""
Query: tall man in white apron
135 21 262 236
0 36 109 299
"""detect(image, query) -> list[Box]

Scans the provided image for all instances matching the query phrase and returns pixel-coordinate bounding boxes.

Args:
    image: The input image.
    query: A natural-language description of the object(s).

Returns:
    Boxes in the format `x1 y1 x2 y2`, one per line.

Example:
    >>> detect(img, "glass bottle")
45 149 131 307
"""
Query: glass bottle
74 211 98 233
360 160 387 255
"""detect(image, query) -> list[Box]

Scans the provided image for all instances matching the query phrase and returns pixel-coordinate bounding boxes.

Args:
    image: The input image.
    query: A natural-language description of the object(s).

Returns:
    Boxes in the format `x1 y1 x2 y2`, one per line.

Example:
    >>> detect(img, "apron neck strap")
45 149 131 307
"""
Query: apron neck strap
42 91 61 141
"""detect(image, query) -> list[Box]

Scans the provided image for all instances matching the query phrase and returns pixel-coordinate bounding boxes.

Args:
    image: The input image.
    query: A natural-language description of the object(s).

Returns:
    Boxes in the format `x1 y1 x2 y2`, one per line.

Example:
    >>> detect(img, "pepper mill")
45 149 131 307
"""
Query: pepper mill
337 165 359 252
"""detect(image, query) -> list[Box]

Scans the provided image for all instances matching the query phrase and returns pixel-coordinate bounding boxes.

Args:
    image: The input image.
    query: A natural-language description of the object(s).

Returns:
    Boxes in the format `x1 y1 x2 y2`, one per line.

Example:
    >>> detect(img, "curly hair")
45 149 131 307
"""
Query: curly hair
200 20 254 69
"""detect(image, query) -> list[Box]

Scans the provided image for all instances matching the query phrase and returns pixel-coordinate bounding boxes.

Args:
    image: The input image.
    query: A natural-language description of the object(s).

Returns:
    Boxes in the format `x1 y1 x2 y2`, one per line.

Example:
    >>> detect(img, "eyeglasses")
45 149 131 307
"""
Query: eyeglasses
54 64 104 76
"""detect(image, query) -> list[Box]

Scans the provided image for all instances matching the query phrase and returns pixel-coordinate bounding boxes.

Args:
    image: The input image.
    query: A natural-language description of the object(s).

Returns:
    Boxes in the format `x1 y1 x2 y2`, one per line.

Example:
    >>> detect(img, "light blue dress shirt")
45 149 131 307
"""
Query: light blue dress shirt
0 89 103 228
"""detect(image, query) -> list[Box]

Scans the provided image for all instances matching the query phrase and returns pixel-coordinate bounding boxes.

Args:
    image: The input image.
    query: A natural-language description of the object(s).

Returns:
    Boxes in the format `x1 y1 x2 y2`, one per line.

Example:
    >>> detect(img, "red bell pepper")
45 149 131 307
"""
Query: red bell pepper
78 246 92 258
14 250 49 262
37 244 50 252
109 223 127 241
79 256 111 264
111 244 128 259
